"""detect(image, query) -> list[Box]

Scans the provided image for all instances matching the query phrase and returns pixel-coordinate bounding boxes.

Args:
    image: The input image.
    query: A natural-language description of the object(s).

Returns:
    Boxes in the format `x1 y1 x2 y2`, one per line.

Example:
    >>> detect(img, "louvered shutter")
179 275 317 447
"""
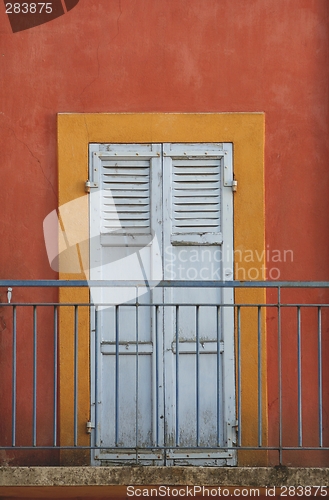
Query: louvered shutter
89 141 235 466
90 143 161 246
101 157 150 234
164 143 226 245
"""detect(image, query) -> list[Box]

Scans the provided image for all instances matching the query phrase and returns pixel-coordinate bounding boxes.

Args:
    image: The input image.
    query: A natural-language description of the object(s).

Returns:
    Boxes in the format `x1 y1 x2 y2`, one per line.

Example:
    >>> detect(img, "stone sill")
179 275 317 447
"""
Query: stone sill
0 467 328 498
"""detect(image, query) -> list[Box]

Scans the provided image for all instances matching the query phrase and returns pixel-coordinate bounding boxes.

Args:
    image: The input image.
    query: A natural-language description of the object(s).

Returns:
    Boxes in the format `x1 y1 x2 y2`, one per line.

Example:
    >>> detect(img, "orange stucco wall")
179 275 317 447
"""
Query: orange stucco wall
0 0 329 468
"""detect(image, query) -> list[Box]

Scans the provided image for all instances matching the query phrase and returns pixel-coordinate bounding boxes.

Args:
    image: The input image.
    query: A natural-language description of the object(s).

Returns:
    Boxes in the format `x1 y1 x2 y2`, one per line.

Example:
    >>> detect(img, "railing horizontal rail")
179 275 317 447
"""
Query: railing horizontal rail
1 280 329 288
0 446 328 451
2 303 329 307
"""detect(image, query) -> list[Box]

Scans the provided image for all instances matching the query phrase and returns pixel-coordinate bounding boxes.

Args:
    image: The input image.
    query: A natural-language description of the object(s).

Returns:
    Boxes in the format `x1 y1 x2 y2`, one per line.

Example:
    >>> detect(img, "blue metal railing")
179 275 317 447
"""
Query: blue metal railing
0 280 328 466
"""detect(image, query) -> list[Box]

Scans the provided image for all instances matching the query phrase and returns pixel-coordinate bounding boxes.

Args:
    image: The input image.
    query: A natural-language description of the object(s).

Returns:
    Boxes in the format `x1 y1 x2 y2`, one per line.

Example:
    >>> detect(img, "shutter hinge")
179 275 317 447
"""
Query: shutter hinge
227 420 238 446
220 340 224 353
86 421 95 434
223 175 237 192
85 179 98 192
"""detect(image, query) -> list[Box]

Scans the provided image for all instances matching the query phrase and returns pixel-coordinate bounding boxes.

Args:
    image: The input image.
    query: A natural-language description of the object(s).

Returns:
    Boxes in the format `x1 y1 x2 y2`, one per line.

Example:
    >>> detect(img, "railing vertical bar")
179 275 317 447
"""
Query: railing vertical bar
73 305 78 447
258 306 262 447
135 301 139 457
12 305 17 447
32 306 37 447
278 287 282 464
155 305 159 448
196 305 200 447
175 305 179 447
318 307 323 447
297 306 302 447
237 306 242 447
94 307 99 449
115 305 119 447
216 305 221 447
53 306 58 447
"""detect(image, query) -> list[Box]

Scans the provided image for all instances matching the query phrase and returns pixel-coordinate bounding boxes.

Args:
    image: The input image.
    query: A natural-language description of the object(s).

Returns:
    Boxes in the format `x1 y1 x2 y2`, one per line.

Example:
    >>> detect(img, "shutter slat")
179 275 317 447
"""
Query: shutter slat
104 208 149 214
173 205 219 211
103 177 149 183
173 175 220 181
173 196 219 204
104 193 149 198
175 213 219 219
104 198 149 205
175 219 219 226
102 161 150 167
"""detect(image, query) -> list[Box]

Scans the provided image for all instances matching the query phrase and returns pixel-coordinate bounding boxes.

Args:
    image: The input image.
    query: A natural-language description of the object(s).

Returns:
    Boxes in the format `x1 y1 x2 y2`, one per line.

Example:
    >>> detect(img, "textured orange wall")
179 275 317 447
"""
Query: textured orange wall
0 0 328 466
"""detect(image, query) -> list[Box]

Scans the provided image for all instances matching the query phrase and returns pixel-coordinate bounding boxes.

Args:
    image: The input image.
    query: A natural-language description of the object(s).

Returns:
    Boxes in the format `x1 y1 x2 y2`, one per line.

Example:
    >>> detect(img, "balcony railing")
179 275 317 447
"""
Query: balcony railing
0 280 328 467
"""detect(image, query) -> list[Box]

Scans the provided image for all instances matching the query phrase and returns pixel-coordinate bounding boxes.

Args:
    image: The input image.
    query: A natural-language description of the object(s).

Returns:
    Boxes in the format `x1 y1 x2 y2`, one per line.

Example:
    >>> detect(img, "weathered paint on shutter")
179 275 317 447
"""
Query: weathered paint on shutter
89 143 164 465
89 142 236 466
162 143 235 465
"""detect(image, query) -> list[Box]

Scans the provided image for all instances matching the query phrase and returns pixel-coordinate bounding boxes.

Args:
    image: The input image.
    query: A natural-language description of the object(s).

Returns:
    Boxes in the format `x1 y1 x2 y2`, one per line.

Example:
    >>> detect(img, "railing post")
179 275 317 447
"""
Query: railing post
318 306 323 448
237 305 242 448
94 306 99 451
73 305 79 447
115 305 119 447
257 306 262 448
196 305 200 447
32 305 37 447
278 286 282 465
297 306 302 447
175 305 179 448
53 305 58 447
11 305 17 448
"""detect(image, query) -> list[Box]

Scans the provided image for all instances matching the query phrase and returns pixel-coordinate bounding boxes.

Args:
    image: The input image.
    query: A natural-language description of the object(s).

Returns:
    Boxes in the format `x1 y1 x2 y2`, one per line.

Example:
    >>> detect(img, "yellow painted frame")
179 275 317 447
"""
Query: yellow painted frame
58 113 266 466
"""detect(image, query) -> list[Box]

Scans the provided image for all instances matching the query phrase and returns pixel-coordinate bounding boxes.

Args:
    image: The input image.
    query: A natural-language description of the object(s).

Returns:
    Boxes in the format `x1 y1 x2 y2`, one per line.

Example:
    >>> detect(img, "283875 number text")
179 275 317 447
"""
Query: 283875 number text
5 3 53 14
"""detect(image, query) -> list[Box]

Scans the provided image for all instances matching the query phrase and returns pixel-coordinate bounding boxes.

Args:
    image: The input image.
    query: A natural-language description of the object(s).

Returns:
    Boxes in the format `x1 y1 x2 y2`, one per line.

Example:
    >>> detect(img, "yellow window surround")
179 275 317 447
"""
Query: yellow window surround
57 112 265 466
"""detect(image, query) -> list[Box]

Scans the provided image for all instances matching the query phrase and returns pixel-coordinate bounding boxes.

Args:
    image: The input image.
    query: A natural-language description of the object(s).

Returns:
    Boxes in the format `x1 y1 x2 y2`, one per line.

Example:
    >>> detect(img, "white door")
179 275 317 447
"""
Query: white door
89 143 236 466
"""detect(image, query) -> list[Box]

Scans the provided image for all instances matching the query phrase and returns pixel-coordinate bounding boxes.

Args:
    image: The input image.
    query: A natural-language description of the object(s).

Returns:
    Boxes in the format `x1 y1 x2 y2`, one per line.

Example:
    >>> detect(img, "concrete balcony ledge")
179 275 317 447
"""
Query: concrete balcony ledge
0 466 329 487
0 467 328 498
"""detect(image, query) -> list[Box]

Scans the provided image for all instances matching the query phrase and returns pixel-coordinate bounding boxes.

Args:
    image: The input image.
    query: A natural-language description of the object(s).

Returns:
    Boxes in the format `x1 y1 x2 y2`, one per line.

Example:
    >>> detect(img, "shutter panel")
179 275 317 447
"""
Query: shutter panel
166 144 224 246
173 159 221 234
101 158 150 234
91 144 161 245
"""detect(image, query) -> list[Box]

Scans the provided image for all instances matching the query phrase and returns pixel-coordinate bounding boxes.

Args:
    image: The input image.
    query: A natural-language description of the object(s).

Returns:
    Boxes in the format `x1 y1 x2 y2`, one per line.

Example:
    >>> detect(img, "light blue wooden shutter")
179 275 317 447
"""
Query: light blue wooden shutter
165 143 225 245
101 156 150 234
172 159 221 240
90 143 161 247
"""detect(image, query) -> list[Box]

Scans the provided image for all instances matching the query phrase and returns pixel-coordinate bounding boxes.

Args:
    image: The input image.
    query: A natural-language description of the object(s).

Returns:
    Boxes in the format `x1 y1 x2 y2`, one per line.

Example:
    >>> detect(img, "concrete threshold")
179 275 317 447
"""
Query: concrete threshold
0 467 328 498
